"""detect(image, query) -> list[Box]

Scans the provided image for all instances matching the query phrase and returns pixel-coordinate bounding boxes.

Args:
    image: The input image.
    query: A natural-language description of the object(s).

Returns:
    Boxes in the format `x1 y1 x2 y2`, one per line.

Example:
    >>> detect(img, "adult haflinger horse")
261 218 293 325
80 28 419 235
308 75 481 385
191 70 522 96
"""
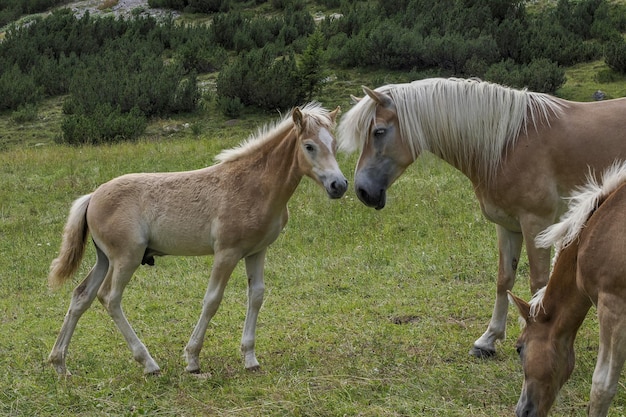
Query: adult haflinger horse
337 77 626 358
509 161 626 417
47 103 347 376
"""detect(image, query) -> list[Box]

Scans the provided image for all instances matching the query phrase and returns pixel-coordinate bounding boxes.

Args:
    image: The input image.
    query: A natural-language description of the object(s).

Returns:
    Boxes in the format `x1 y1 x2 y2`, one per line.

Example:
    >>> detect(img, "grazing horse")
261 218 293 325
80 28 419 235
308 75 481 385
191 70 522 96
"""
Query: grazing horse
47 103 347 376
337 77 626 357
509 161 626 417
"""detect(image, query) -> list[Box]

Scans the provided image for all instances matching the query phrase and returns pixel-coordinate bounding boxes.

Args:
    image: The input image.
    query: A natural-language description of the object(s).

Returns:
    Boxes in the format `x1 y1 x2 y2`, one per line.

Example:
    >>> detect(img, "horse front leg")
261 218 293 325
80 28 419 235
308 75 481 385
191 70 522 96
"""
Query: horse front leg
184 251 239 373
470 225 522 358
241 249 267 371
588 298 626 417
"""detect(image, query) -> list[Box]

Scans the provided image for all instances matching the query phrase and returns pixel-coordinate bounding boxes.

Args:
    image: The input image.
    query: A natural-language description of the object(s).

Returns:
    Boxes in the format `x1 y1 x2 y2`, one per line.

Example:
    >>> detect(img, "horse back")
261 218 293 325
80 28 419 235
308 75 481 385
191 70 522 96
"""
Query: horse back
548 99 626 184
483 98 626 217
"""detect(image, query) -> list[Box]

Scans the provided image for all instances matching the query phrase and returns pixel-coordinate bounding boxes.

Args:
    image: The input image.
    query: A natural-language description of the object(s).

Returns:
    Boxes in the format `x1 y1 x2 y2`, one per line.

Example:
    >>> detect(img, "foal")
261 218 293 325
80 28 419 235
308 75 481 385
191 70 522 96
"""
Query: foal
47 103 347 376
510 161 626 417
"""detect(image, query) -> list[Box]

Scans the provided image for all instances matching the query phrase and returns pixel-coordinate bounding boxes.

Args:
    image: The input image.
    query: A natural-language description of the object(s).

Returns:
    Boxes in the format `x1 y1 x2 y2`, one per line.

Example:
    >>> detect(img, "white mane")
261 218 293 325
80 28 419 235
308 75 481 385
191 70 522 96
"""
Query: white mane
338 77 565 183
528 286 547 320
216 102 334 163
536 160 626 253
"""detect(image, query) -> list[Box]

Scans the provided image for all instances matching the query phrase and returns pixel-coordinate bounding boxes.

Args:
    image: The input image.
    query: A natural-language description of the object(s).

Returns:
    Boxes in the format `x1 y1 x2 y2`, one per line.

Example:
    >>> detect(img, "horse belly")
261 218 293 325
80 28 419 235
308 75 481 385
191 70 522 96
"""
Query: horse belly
147 221 216 257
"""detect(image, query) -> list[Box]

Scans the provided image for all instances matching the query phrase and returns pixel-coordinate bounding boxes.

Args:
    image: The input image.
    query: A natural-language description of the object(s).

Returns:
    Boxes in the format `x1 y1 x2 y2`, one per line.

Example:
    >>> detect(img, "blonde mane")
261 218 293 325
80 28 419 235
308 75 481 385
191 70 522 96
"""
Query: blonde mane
338 77 565 183
216 102 335 163
528 286 547 320
536 160 626 253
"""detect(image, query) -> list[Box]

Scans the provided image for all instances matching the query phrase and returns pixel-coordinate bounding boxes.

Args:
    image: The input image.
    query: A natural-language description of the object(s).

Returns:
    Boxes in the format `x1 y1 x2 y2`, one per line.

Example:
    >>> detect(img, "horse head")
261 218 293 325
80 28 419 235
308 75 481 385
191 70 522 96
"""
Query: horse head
509 291 576 417
293 105 347 199
340 86 415 210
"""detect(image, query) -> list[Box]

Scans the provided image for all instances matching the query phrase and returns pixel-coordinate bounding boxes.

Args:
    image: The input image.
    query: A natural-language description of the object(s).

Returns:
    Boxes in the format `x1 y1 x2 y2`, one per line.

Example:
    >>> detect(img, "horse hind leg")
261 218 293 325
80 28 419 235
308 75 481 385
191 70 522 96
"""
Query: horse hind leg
48 244 109 376
97 253 161 375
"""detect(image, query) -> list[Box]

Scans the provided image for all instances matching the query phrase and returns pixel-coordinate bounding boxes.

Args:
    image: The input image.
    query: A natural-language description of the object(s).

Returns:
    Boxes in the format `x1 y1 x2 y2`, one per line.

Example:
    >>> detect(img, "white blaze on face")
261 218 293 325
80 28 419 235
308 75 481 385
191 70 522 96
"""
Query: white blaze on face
311 126 341 183
318 127 334 153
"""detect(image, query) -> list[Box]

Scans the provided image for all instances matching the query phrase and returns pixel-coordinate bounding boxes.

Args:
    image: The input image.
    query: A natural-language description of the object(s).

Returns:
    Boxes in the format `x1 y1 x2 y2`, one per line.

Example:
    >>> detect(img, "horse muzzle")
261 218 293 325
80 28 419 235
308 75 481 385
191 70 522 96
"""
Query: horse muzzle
325 176 348 199
515 397 539 417
356 185 386 210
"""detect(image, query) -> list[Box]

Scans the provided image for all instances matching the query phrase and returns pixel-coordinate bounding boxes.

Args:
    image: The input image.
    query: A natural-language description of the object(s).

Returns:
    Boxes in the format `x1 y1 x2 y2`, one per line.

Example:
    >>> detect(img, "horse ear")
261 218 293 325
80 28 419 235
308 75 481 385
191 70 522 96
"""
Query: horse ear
350 94 362 104
362 86 391 107
292 107 305 130
329 106 340 122
508 290 531 323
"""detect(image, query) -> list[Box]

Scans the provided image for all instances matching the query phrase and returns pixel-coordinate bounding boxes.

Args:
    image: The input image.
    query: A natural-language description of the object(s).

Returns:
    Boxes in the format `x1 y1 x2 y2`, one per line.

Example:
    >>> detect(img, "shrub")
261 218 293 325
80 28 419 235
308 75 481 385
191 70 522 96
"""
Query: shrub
217 95 244 118
604 38 626 73
217 46 304 111
484 58 565 93
60 105 146 145
11 104 39 124
0 64 43 111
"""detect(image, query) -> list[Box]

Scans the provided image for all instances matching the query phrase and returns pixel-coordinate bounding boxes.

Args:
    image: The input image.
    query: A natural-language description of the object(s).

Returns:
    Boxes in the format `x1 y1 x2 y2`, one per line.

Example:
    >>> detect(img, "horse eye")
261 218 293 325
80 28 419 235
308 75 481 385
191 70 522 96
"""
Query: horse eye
304 143 315 153
373 128 386 138
516 344 523 356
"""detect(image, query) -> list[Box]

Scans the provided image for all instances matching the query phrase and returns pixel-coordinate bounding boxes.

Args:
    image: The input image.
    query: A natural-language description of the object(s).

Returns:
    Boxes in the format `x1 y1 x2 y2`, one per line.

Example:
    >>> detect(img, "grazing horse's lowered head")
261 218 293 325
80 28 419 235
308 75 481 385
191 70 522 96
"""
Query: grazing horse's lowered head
510 161 626 417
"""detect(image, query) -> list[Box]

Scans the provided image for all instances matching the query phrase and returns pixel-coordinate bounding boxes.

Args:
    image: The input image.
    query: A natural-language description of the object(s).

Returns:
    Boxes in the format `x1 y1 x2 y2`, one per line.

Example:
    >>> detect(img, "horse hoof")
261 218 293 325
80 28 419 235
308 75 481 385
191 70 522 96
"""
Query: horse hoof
245 365 261 372
144 369 161 376
469 345 496 358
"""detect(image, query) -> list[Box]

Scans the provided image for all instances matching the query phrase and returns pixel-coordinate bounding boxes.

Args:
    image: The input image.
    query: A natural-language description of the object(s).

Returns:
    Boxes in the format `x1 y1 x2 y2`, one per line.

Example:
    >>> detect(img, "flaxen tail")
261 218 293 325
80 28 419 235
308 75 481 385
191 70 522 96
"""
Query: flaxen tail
48 194 92 290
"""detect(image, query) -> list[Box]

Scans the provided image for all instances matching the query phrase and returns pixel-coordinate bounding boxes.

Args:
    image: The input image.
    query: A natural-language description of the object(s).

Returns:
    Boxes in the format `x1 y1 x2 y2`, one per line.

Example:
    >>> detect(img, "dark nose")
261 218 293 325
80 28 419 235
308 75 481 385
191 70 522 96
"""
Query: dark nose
356 186 370 205
329 178 348 199
356 185 386 209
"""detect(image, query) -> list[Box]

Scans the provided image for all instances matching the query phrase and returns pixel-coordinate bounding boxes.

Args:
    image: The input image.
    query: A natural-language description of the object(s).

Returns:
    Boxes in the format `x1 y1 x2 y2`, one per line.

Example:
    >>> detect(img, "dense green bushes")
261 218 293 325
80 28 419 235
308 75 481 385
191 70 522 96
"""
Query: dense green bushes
1 0 624 145
0 0 71 28
321 0 625 92
0 5 320 142
0 11 207 144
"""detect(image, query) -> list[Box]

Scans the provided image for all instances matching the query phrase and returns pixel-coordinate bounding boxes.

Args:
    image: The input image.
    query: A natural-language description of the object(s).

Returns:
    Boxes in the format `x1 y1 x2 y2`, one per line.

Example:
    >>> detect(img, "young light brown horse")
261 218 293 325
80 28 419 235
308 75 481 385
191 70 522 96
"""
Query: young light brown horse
337 77 626 358
47 103 347 376
509 161 626 417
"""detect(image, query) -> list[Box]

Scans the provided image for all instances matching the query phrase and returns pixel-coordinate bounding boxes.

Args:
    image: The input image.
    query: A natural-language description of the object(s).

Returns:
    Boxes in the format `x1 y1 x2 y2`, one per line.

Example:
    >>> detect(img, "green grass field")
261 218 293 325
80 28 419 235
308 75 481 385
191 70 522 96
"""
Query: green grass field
1 65 625 416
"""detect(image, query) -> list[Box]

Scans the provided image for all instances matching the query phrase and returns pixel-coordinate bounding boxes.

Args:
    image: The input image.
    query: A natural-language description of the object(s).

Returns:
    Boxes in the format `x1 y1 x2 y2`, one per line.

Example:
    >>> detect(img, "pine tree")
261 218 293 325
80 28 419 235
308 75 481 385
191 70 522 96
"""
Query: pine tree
299 29 326 102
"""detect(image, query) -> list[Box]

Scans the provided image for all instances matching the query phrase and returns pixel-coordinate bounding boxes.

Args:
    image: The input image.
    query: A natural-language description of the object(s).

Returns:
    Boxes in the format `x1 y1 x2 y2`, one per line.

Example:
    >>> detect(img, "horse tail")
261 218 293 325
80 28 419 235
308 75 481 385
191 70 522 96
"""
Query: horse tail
48 194 92 290
536 160 626 251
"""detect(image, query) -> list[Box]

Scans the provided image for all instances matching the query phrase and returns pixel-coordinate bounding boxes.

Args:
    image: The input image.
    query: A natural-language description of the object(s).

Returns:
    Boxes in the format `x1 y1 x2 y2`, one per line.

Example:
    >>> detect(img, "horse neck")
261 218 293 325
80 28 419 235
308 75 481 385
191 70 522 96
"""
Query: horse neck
542 242 593 341
237 124 303 205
